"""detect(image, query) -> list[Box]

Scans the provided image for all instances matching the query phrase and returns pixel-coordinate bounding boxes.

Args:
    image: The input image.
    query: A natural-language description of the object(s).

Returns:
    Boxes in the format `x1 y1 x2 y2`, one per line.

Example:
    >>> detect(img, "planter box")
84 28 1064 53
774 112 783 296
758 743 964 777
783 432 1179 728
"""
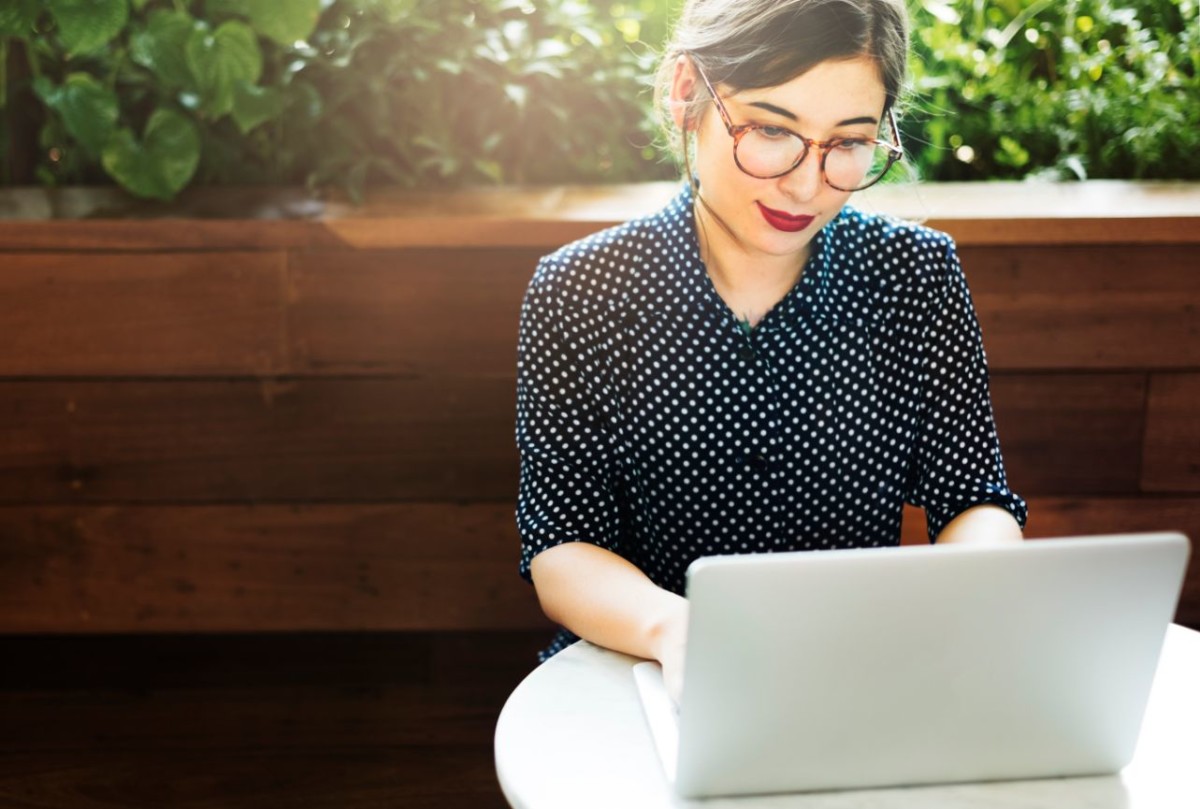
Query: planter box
1 181 1198 632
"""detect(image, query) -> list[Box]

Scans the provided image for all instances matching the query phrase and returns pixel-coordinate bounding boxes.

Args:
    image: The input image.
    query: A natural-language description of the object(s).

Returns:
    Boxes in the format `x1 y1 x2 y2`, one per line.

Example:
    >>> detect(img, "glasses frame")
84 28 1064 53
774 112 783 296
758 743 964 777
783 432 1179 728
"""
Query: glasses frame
692 59 904 192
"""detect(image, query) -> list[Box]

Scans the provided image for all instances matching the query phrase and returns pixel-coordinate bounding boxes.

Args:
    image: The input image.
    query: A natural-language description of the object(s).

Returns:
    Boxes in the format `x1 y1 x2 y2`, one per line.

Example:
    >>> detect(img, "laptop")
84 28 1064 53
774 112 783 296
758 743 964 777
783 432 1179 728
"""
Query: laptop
632 532 1191 799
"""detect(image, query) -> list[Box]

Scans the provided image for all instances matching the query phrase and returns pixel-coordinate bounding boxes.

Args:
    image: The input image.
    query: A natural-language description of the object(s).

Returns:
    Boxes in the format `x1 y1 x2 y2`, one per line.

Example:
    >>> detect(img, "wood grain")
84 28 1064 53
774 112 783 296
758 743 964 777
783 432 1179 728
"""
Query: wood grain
0 504 546 633
1143 373 1200 493
0 748 512 809
0 374 1152 504
287 248 537 376
989 374 1147 495
0 183 1195 644
0 252 287 375
0 378 518 503
965 245 1200 371
0 630 546 808
0 244 1192 378
5 499 1193 635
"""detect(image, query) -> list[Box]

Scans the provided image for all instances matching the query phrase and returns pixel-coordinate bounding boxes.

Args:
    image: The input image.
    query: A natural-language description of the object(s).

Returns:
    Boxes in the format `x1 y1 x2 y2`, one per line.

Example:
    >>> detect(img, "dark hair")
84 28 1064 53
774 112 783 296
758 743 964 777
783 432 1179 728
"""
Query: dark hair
655 0 910 153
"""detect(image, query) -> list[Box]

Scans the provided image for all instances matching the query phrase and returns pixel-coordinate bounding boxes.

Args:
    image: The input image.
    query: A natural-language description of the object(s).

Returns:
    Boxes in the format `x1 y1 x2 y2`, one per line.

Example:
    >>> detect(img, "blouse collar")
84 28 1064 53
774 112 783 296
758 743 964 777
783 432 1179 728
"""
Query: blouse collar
662 180 852 335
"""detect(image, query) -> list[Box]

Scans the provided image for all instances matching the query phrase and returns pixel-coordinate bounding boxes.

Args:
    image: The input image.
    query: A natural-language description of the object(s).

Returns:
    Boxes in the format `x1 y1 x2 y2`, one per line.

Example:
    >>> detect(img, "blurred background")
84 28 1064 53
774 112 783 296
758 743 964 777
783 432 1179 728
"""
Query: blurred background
1 0 1197 202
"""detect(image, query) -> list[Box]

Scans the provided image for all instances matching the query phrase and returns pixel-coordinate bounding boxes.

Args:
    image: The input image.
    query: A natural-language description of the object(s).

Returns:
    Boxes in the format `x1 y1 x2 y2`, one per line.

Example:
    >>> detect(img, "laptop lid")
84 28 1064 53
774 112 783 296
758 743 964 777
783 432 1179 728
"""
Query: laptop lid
670 532 1190 799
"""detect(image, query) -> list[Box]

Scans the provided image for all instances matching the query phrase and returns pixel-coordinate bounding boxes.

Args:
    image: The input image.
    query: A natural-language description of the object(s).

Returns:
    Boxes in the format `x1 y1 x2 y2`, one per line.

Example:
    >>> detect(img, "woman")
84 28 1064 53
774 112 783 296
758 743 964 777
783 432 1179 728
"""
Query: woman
515 0 1027 701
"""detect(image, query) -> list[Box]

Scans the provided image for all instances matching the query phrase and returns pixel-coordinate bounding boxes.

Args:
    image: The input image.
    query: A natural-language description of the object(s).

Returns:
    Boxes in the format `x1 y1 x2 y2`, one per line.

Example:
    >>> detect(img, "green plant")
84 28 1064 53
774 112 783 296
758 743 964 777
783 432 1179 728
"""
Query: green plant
291 0 674 195
3 0 1196 195
1 0 324 197
905 0 1200 180
0 0 675 199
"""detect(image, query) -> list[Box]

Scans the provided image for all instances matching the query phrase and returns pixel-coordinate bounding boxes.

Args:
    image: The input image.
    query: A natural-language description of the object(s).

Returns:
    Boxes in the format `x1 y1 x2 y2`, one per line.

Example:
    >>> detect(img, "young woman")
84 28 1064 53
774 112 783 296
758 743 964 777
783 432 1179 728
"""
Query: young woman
515 0 1027 701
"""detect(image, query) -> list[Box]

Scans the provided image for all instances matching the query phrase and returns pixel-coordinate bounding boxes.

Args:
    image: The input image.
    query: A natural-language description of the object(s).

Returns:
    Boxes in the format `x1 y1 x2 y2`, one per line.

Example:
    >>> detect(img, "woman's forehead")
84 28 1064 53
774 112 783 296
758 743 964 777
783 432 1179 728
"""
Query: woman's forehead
727 56 887 125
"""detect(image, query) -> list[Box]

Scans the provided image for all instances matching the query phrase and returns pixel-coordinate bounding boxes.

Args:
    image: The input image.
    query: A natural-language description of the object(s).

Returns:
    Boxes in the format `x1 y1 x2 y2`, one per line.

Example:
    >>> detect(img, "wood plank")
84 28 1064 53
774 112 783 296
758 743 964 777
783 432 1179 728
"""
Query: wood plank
0 631 546 690
0 252 287 375
0 378 517 503
4 495 1190 634
1143 373 1200 493
0 629 542 808
0 749 510 809
965 245 1200 371
290 244 1200 377
989 374 1147 495
2 181 1197 250
0 374 1149 503
0 686 518 751
288 248 537 376
903 497 1199 630
0 504 547 633
0 220 315 251
0 633 547 751
0 244 1190 378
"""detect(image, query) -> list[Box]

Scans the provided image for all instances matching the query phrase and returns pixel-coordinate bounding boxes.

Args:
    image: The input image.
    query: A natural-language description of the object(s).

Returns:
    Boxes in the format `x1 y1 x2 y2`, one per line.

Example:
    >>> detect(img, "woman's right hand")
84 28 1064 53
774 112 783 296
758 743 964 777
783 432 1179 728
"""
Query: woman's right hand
530 541 690 702
652 601 689 706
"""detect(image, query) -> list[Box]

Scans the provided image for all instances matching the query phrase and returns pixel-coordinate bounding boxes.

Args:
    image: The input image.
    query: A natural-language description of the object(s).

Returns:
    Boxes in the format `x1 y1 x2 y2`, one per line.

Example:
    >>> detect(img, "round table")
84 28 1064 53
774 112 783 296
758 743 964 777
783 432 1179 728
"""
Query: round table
495 624 1200 809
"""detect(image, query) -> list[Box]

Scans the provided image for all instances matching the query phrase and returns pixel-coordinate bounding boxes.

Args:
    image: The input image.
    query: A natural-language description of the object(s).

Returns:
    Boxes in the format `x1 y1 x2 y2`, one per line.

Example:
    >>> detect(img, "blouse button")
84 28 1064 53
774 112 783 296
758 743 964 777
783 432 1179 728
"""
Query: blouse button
739 344 756 363
749 453 769 472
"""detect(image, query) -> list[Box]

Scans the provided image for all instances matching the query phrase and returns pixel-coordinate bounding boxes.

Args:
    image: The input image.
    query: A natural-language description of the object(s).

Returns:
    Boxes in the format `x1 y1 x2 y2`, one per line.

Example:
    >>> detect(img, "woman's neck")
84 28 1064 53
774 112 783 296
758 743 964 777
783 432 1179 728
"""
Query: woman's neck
695 206 810 329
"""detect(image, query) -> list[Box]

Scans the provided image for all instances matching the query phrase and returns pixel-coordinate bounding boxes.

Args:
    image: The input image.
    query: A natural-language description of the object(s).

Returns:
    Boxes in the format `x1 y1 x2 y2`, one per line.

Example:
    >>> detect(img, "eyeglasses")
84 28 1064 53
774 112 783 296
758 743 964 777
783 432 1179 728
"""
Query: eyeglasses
692 60 904 192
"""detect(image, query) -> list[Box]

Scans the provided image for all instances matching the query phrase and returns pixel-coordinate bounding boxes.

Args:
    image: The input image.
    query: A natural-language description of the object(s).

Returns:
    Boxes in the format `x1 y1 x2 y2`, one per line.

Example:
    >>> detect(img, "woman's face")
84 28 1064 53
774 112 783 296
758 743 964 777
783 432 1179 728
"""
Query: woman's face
674 56 888 263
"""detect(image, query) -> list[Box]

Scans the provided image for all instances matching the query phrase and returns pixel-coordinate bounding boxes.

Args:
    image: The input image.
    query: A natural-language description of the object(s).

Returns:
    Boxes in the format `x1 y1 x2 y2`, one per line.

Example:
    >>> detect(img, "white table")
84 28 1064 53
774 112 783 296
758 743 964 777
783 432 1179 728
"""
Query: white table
495 624 1200 808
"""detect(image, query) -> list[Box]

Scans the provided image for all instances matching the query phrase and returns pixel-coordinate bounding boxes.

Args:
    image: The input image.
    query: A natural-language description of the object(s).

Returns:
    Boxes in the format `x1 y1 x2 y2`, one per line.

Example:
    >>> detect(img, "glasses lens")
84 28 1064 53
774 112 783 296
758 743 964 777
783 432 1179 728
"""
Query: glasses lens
735 128 898 189
735 127 807 178
825 141 895 190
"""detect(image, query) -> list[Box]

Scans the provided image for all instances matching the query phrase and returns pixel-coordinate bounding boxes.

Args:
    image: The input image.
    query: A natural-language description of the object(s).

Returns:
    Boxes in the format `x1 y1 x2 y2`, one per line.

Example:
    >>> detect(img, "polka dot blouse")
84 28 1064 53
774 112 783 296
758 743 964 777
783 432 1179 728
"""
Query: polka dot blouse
515 182 1027 660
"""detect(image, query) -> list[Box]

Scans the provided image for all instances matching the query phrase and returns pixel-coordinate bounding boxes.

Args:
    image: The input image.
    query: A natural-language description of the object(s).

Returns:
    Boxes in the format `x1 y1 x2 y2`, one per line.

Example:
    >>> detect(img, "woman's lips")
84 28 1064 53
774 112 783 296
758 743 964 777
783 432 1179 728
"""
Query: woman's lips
757 202 815 233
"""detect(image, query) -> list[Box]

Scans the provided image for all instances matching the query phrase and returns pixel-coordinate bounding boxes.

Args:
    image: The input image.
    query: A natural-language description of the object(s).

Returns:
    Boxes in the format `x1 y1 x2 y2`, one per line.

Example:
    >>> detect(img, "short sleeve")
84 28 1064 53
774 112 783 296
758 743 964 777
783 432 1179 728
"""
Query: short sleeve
515 258 622 582
905 239 1028 540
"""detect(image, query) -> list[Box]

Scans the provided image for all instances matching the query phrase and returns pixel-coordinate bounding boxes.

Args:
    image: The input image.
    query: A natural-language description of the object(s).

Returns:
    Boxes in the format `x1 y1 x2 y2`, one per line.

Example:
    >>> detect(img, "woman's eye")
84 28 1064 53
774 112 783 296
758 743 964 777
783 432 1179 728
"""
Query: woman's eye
758 126 791 140
833 138 870 151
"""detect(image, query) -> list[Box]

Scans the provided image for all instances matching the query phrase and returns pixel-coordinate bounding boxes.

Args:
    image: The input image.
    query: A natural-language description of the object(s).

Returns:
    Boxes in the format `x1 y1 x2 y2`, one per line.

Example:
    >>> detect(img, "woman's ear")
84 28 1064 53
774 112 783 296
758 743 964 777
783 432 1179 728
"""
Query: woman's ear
669 55 699 131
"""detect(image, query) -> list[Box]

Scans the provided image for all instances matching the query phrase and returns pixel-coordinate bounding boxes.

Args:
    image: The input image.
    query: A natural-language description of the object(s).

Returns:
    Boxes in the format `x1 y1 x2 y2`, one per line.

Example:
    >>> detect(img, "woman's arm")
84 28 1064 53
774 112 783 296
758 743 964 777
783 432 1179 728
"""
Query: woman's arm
906 236 1028 539
935 503 1024 545
531 541 689 702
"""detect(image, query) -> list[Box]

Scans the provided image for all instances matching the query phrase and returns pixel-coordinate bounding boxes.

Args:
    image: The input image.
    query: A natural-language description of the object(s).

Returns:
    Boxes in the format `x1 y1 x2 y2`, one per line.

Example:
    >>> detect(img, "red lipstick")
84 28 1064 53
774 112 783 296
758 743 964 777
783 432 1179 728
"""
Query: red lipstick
757 202 815 233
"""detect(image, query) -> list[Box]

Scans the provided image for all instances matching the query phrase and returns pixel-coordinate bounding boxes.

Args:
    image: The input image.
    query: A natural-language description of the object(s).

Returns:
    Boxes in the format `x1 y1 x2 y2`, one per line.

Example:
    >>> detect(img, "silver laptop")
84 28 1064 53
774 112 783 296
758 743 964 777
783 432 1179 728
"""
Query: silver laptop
633 532 1191 799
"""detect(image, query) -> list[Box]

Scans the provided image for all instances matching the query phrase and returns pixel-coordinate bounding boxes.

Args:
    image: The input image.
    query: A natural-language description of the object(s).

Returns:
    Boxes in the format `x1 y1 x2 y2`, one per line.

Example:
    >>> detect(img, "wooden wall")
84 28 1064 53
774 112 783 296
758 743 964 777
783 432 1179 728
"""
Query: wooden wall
0 182 1197 634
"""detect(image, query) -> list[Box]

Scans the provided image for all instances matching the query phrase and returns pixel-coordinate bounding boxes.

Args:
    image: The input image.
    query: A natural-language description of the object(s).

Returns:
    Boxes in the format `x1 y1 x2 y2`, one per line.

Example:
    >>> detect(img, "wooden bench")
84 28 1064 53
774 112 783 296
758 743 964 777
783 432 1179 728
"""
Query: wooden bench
0 181 1197 633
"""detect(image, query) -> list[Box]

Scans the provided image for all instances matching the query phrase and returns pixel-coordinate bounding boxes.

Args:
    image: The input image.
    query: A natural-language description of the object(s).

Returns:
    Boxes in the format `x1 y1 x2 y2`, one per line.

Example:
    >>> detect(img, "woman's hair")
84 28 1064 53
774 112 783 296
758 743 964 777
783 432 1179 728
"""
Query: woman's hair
654 0 910 160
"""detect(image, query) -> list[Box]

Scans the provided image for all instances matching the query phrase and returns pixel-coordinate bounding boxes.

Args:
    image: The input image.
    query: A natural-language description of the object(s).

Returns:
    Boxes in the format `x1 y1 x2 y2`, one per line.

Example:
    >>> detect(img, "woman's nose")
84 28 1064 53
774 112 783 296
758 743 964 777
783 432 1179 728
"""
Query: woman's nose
779 149 823 203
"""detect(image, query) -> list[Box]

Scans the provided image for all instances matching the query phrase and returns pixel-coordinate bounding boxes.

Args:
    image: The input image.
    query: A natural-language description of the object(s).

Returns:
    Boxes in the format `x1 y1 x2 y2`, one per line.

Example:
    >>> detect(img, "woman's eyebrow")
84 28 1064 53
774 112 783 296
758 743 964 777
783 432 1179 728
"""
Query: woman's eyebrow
747 100 878 127
747 100 797 120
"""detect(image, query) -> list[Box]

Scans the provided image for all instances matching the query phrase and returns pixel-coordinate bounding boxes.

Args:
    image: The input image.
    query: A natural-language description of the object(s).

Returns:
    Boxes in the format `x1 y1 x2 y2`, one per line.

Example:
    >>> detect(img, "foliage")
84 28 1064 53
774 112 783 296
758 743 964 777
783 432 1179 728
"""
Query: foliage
905 0 1200 180
1 0 675 199
1 0 1196 198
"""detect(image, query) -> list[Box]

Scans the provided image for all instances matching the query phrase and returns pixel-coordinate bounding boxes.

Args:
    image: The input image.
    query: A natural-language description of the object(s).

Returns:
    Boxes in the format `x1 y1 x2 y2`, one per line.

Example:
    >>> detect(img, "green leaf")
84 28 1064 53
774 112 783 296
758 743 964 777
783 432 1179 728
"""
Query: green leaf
922 1 961 26
375 0 421 25
244 0 320 45
0 0 41 38
101 108 200 200
996 135 1031 168
47 0 129 56
44 73 120 158
472 158 504 183
231 80 285 133
185 20 263 119
130 10 197 90
204 0 245 19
